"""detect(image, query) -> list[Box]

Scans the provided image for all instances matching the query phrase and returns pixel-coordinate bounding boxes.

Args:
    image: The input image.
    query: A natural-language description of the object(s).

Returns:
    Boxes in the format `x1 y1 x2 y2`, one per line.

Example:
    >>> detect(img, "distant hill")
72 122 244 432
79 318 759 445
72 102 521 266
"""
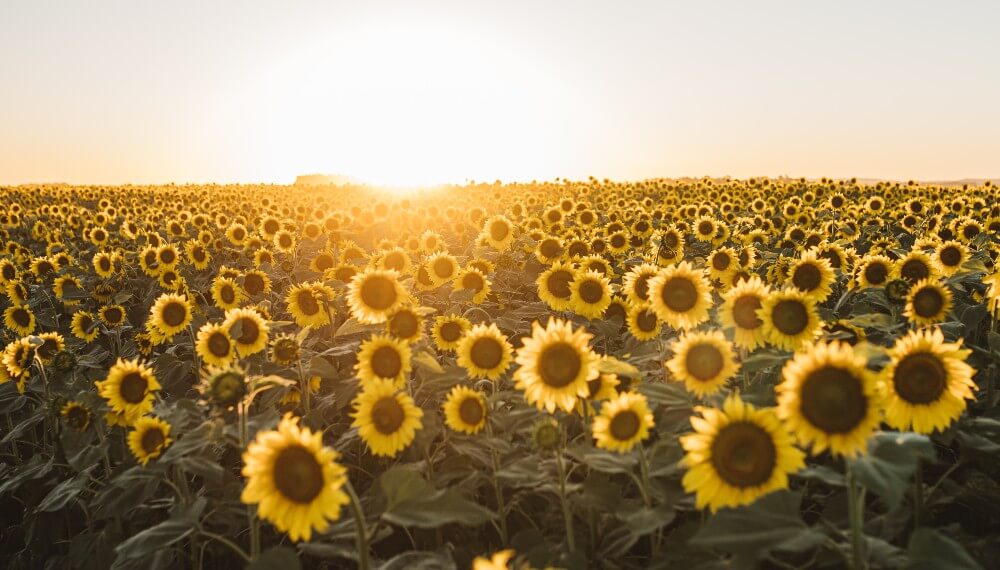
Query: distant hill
294 173 360 186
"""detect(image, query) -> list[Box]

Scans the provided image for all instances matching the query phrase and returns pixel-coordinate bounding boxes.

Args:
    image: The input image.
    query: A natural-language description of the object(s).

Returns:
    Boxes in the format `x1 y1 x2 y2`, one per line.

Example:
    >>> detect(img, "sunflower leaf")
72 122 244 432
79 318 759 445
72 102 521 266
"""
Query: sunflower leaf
690 490 809 555
906 528 983 570
847 431 935 510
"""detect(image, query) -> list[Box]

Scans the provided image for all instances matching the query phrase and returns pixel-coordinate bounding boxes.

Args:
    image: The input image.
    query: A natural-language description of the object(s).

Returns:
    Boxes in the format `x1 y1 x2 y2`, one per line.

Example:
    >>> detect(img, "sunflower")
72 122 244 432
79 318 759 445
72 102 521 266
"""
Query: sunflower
96 358 161 423
195 323 235 367
241 269 272 297
535 236 565 264
536 261 577 311
61 401 92 432
99 304 127 328
933 240 969 276
786 250 835 302
513 318 600 414
759 288 822 351
426 252 460 285
270 334 301 366
454 267 491 304
707 247 738 281
211 276 245 310
431 315 471 352
184 240 211 270
92 251 118 278
2 337 35 381
473 550 515 570
569 270 612 319
148 293 193 339
355 334 411 389
904 279 952 326
855 254 893 289
456 323 513 380
351 379 424 457
880 327 975 434
199 365 247 409
128 416 173 466
4 305 36 336
719 276 770 350
622 263 660 305
680 394 805 512
286 281 335 328
647 262 713 330
776 341 881 457
482 215 515 252
223 307 270 357
241 414 350 541
897 250 938 284
71 311 100 342
985 271 1000 318
386 306 425 342
53 275 83 305
667 330 740 397
35 332 65 363
443 385 488 434
592 391 654 453
626 302 662 341
347 268 408 324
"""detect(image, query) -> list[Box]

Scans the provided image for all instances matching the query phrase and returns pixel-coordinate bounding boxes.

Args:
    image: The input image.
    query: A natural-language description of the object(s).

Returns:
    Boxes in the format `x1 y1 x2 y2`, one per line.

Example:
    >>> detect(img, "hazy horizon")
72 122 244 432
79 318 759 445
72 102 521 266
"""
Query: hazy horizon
3 0 999 186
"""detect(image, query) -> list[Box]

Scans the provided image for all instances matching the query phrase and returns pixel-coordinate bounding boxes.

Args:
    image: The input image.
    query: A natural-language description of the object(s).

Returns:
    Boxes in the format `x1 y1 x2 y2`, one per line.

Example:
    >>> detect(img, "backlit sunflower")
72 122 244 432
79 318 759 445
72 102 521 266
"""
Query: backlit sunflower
426 252 460 285
355 334 411 389
270 334 301 366
347 268 408 324
681 394 805 512
456 323 513 380
454 267 491 304
148 293 193 339
759 288 822 351
128 415 173 466
386 306 425 342
71 311 100 342
61 401 92 432
786 250 835 302
96 358 161 423
4 305 36 336
223 307 270 357
286 281 335 328
622 263 660 305
195 322 235 367
351 379 424 457
776 341 881 457
719 276 770 350
569 269 611 319
431 315 471 352
647 262 713 330
443 385 488 434
904 278 952 326
592 391 654 453
211 276 245 310
482 215 515 252
667 330 739 397
880 327 975 434
513 318 600 414
241 414 350 541
536 261 577 311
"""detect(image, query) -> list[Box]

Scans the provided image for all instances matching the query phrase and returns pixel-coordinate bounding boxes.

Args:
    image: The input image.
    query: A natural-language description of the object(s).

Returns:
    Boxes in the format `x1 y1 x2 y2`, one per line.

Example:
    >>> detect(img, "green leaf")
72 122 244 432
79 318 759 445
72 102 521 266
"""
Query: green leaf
690 491 810 555
906 528 982 570
247 547 302 570
847 432 934 510
36 468 92 512
739 349 791 373
378 466 435 510
378 550 457 570
620 504 676 536
112 517 195 565
382 489 495 528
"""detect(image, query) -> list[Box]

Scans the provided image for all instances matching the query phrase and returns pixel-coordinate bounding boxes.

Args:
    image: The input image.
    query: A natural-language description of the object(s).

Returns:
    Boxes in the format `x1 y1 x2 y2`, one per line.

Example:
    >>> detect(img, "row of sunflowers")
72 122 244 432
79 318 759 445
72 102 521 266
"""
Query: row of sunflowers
1 178 999 569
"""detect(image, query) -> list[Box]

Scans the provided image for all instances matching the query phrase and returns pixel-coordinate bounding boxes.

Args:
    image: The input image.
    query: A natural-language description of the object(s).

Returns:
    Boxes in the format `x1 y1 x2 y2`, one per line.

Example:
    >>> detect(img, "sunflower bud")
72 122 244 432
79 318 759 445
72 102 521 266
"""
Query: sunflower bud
531 417 562 452
885 279 910 303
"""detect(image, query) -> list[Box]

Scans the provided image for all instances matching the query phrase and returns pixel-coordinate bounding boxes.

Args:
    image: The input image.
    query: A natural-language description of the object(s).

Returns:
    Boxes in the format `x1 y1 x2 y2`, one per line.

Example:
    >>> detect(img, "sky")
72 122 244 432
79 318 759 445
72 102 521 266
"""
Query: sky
1 0 998 186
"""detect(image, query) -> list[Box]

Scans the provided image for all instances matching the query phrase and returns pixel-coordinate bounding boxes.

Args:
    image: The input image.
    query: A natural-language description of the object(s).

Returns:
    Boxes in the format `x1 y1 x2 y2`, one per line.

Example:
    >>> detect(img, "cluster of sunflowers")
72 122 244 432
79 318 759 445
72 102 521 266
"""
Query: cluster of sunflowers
1 178 999 569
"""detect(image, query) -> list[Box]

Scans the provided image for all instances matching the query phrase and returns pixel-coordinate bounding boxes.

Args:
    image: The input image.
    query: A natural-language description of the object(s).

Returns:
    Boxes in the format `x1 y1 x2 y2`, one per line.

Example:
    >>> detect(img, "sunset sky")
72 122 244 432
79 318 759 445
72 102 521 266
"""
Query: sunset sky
2 1 998 186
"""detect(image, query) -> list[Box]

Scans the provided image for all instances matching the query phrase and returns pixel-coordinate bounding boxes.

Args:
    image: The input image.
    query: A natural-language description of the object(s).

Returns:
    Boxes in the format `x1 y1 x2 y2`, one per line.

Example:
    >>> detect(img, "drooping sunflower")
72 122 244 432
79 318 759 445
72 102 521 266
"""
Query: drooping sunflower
223 307 271 357
592 391 654 453
355 334 412 389
431 315 471 352
513 318 600 414
680 394 805 512
270 334 301 366
776 341 881 457
536 261 577 311
148 293 193 339
286 281 335 328
904 278 952 326
61 401 92 432
442 385 488 435
758 288 822 352
786 249 836 302
195 322 236 367
626 302 662 341
456 323 514 380
347 268 408 324
719 276 770 350
241 414 350 542
128 416 173 466
71 311 100 342
3 305 36 336
96 358 161 423
53 275 83 305
569 270 612 319
647 262 713 330
351 379 424 457
666 330 740 397
880 327 975 434
386 306 425 342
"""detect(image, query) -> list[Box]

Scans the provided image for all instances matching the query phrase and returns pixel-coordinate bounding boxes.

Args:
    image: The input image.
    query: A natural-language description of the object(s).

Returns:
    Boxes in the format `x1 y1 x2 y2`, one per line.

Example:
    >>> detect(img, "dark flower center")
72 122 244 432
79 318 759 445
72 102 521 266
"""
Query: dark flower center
864 262 888 285
912 287 944 318
208 331 231 357
609 410 640 441
771 299 808 336
141 427 166 454
894 353 947 404
162 301 187 327
470 337 504 370
732 295 763 330
371 345 403 379
371 397 406 434
578 280 604 304
792 263 822 292
439 321 462 342
296 289 320 315
546 270 573 299
458 397 484 425
685 343 725 381
800 366 868 434
538 342 582 388
710 421 777 488
360 276 398 310
273 445 325 503
119 372 149 404
660 276 698 312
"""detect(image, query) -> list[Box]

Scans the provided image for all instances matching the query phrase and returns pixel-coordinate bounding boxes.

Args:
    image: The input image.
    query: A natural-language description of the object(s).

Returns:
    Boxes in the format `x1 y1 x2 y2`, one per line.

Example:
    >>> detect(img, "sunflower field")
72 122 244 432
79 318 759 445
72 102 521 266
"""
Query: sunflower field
1 178 999 570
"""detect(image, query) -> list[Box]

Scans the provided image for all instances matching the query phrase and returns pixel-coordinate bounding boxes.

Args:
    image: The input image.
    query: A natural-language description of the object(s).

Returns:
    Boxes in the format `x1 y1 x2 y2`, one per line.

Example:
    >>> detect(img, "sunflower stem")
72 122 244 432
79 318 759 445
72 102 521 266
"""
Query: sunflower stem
344 480 371 570
94 422 112 478
486 412 508 545
846 463 867 570
638 444 661 556
913 457 923 530
555 449 577 554
297 360 311 418
238 401 261 561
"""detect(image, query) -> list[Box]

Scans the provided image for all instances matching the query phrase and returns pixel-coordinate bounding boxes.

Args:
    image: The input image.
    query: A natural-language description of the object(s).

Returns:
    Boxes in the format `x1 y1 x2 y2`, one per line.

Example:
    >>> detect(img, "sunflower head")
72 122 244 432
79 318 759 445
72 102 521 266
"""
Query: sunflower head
513 318 599 414
128 416 173 466
270 334 301 366
592 391 654 453
443 385 488 435
200 365 248 408
531 417 563 452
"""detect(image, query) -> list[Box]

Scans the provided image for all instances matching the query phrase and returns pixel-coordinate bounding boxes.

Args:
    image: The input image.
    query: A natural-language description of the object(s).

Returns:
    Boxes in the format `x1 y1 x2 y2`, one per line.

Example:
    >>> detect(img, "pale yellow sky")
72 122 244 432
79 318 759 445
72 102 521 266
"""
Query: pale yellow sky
1 1 998 186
